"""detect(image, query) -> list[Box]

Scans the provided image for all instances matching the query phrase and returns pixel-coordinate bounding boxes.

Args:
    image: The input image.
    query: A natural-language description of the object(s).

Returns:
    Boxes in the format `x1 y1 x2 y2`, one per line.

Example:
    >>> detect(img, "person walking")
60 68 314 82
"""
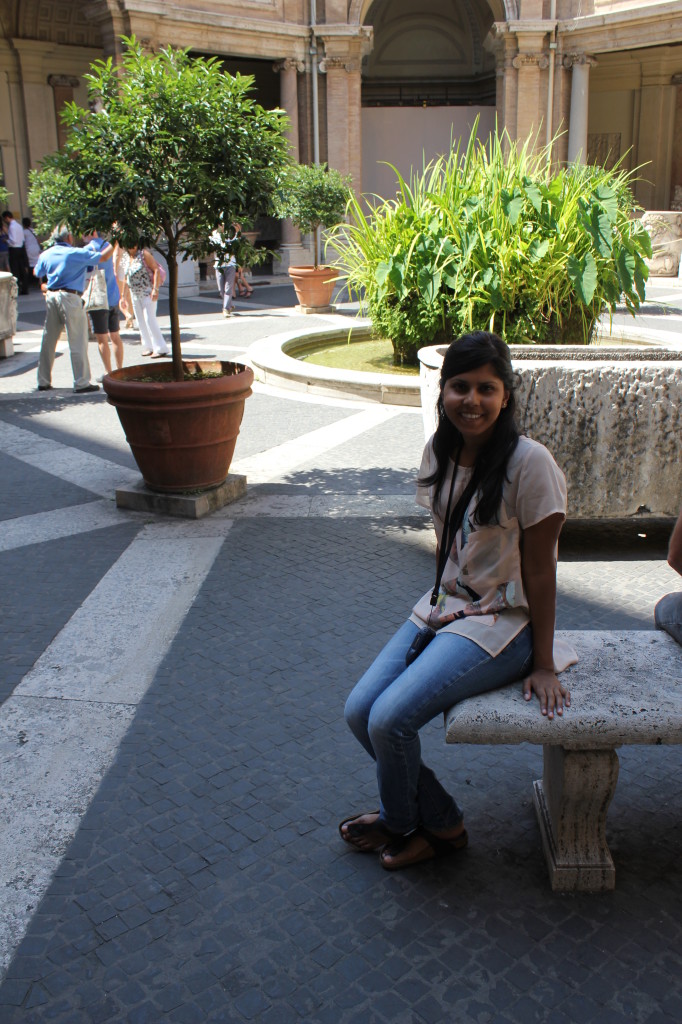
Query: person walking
22 218 42 286
210 222 239 317
117 240 168 357
34 225 113 393
2 210 30 294
341 332 576 871
0 220 10 273
84 231 124 378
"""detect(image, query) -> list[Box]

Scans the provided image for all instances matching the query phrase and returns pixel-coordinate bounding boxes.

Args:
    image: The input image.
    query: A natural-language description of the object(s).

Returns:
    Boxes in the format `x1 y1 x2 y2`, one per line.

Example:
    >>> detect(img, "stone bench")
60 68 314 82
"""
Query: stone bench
445 631 682 892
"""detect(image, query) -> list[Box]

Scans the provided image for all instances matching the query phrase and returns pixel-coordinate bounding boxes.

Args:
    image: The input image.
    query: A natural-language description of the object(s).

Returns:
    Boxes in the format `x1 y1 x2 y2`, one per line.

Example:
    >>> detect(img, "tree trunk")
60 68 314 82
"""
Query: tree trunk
167 239 183 382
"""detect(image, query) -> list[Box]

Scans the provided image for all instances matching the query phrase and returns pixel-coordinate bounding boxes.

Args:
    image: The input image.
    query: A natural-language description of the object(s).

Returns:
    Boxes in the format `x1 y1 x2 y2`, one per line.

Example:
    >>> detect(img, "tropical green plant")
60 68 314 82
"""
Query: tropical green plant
277 162 350 268
27 36 290 381
330 121 652 365
0 185 10 210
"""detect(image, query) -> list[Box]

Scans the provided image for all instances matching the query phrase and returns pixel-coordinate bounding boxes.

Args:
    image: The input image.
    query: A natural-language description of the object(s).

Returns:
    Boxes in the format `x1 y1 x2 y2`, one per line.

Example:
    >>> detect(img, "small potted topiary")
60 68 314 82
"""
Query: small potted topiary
277 162 350 312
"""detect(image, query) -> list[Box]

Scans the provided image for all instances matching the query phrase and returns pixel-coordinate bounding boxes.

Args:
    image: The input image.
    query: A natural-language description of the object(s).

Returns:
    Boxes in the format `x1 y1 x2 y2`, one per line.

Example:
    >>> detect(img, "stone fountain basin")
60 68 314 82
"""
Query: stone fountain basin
249 321 681 519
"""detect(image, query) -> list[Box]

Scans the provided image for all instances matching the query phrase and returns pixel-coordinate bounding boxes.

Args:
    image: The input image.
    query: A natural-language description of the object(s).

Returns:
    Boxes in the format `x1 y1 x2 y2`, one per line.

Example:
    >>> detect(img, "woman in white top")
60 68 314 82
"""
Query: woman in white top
341 332 575 871
117 239 168 357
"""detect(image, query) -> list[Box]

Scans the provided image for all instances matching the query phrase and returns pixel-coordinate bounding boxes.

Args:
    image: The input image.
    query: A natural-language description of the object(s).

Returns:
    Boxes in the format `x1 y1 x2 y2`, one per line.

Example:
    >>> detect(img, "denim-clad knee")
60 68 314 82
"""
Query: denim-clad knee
655 592 682 645
344 619 420 759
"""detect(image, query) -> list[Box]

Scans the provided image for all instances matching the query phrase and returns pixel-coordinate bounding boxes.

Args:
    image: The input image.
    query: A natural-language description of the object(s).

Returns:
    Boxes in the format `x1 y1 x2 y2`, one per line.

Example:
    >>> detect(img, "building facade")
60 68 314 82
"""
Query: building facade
1 0 681 267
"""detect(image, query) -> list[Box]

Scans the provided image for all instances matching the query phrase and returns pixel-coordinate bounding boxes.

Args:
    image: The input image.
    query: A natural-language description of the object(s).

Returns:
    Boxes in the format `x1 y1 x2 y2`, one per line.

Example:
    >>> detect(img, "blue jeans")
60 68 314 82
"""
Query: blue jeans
655 592 682 645
344 620 533 835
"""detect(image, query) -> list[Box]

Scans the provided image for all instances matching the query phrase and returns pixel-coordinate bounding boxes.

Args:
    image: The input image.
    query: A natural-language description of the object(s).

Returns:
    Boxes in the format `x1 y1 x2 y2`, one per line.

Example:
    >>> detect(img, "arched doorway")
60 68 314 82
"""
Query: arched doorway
359 0 498 199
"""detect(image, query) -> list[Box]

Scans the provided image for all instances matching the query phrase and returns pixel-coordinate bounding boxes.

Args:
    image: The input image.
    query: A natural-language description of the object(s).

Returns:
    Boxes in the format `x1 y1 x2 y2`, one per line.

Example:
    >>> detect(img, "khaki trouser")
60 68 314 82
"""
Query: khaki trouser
37 290 92 390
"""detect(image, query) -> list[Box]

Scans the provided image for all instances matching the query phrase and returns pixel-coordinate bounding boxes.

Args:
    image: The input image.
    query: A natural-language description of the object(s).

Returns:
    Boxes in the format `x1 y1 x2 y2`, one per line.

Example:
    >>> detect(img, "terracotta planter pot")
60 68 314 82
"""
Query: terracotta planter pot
103 360 253 493
288 265 338 311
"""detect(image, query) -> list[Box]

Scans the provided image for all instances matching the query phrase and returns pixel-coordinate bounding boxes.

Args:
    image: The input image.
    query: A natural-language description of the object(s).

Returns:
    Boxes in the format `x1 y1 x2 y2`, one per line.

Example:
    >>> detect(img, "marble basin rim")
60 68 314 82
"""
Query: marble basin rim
248 321 421 406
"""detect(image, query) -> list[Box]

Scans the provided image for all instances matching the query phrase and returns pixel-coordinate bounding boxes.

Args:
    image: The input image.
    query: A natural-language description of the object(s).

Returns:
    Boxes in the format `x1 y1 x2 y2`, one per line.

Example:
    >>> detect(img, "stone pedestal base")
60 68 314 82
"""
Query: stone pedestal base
276 244 312 275
533 745 619 892
0 270 18 357
295 304 335 315
115 473 246 519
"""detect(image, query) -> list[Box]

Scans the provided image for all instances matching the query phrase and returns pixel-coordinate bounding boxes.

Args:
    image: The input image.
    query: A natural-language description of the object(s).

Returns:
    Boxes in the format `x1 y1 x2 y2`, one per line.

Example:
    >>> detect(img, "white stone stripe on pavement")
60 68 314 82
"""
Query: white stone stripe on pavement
0 529 226 978
230 405 403 484
0 500 128 552
1 421 140 497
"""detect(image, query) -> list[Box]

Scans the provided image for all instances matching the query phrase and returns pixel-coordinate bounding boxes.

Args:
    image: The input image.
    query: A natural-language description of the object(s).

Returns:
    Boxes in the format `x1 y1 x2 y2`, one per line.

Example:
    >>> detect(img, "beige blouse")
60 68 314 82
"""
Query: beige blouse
411 435 577 669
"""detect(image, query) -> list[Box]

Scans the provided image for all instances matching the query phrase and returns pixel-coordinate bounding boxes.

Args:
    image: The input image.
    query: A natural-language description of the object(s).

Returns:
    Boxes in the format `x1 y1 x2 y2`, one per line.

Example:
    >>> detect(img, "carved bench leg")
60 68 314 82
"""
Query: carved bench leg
532 745 619 892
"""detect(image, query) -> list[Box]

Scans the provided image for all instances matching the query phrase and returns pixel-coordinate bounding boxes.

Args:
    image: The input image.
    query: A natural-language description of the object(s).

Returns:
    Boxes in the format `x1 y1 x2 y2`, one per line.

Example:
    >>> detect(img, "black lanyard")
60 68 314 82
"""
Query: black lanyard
429 454 480 610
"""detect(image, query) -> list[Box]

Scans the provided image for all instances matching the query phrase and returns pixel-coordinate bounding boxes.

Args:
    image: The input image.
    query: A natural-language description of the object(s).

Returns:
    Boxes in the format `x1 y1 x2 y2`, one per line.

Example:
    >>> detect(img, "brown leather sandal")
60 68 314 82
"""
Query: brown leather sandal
379 826 468 871
338 811 396 853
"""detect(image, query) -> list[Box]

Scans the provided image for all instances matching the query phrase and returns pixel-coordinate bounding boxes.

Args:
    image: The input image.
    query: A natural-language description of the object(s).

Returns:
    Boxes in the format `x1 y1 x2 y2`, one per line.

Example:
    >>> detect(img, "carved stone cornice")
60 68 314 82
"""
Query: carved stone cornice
273 59 305 75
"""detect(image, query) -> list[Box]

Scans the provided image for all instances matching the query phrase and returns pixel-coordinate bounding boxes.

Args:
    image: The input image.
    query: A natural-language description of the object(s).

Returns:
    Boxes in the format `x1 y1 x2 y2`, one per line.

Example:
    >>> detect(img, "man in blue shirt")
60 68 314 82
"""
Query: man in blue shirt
34 225 113 393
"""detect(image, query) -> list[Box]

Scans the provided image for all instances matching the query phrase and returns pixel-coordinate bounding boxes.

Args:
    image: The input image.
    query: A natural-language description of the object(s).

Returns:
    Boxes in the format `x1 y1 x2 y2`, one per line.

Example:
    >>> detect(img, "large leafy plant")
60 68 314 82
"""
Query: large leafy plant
28 37 289 381
331 122 652 365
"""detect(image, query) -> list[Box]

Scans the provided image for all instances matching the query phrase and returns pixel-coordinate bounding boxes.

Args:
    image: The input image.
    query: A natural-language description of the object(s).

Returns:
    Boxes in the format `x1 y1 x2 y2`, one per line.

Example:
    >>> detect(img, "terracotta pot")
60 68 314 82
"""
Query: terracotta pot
288 265 338 310
103 360 253 493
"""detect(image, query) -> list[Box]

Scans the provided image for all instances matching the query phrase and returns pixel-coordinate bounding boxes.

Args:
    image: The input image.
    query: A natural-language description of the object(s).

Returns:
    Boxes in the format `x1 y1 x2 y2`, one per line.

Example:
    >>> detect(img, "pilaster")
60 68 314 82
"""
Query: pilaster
316 26 373 191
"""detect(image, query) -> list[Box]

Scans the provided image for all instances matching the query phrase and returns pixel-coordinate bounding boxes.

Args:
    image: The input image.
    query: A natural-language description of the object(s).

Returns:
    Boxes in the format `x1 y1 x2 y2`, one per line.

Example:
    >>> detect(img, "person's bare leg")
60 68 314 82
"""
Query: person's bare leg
110 330 124 370
95 333 112 375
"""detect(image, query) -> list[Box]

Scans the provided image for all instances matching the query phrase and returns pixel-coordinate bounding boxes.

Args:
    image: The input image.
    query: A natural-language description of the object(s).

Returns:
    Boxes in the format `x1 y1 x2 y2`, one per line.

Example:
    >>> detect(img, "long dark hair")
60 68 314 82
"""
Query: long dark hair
420 331 520 526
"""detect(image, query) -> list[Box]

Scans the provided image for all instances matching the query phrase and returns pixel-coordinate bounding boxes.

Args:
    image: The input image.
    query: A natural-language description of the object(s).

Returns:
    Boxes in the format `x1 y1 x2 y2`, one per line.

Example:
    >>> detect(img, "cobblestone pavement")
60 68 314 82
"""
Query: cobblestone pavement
0 279 680 1023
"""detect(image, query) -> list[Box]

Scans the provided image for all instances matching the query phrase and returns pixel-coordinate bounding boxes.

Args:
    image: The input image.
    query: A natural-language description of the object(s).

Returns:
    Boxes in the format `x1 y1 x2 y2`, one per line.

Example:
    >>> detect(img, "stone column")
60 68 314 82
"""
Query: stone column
274 58 306 272
564 54 596 164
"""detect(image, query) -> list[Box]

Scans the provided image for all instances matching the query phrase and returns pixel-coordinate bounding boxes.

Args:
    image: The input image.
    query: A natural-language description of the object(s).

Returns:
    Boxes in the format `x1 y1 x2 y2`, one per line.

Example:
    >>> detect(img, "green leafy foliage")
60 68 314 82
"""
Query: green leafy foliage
276 162 350 268
27 37 290 377
330 121 652 366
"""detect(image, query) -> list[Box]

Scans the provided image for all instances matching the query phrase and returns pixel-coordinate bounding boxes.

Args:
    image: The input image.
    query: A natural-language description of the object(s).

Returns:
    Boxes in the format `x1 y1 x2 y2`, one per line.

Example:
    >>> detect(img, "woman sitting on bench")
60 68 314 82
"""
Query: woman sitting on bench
341 331 576 871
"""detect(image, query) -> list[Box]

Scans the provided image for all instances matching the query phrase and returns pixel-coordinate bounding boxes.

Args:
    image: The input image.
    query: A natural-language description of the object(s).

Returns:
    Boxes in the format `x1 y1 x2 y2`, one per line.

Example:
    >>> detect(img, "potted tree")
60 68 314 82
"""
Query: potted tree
28 37 289 492
277 162 350 312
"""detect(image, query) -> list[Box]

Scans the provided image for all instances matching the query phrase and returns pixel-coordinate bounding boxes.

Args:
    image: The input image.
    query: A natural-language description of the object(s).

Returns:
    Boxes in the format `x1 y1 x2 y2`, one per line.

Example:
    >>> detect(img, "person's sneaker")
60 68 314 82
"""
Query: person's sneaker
222 309 231 318
96 375 105 383
74 383 100 394
37 384 53 391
